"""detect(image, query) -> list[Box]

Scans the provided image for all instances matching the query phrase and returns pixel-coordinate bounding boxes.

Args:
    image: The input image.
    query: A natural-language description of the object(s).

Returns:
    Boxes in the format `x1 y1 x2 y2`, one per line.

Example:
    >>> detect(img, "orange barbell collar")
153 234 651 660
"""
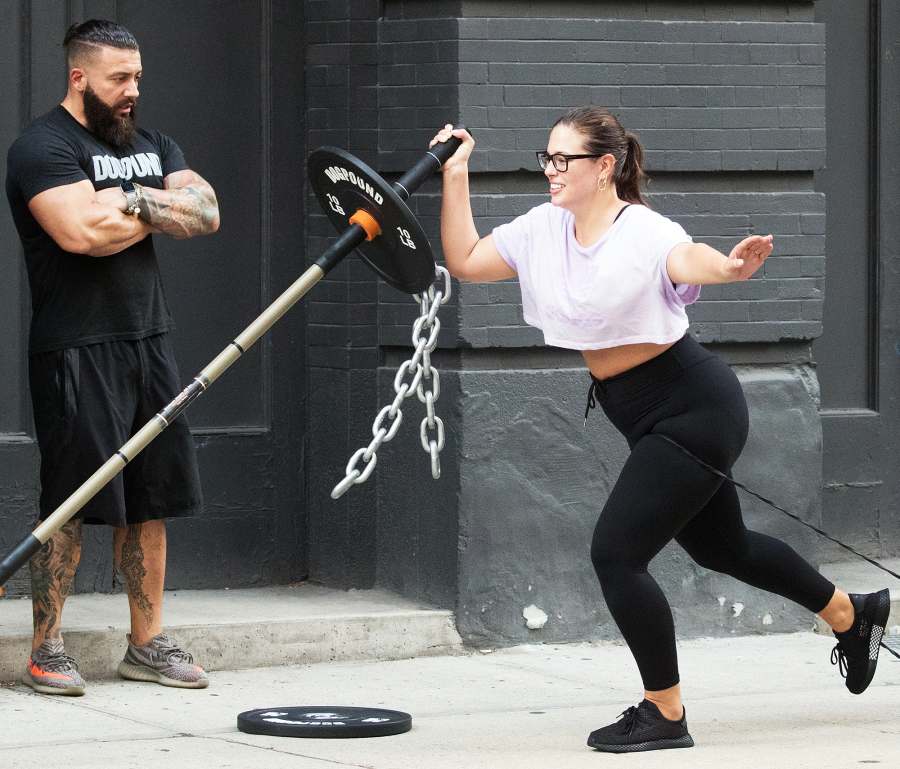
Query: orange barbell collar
349 209 382 241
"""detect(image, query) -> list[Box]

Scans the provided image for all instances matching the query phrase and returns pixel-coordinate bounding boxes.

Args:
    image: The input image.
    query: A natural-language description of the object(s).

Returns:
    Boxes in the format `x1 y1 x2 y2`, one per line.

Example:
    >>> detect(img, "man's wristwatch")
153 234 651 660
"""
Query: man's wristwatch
121 179 141 216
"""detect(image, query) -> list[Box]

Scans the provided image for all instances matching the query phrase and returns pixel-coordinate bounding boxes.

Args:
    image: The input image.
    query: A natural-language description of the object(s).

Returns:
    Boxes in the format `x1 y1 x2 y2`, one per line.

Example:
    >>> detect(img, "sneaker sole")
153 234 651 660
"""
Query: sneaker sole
117 661 209 689
587 734 695 753
21 671 85 697
849 588 891 695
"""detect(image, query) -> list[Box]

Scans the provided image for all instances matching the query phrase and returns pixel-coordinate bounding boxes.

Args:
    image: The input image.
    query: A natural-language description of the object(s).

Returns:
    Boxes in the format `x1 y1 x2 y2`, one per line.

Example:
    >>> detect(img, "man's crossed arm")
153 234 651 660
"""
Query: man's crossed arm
28 169 220 257
133 168 219 239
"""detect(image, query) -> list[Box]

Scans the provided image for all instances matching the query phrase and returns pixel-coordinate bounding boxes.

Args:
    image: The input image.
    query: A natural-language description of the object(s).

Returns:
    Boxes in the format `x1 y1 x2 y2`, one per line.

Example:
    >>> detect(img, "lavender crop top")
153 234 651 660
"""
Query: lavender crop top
491 203 700 350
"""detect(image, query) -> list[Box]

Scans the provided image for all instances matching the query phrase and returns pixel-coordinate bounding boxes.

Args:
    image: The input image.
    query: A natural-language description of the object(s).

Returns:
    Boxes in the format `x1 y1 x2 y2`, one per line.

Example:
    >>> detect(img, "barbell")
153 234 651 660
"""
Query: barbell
0 131 463 588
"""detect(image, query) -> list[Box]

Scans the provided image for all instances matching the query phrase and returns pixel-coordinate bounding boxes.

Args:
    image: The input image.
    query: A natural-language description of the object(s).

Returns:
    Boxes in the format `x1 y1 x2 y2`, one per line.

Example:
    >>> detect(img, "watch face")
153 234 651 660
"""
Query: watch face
121 180 135 192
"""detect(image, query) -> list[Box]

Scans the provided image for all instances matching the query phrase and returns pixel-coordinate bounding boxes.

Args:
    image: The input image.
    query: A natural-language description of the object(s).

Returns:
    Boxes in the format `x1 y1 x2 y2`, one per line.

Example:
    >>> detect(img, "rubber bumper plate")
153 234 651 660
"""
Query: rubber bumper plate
308 147 436 294
237 706 413 738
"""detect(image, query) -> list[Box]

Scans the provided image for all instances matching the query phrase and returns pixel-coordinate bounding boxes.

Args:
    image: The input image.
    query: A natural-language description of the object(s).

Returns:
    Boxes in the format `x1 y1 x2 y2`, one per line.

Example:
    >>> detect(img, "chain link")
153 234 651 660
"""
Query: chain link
331 266 452 499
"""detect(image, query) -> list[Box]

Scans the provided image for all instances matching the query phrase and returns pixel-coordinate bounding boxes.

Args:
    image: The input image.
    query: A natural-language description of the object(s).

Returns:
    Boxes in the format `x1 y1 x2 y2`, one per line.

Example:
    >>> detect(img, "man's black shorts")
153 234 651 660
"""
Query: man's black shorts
29 333 203 526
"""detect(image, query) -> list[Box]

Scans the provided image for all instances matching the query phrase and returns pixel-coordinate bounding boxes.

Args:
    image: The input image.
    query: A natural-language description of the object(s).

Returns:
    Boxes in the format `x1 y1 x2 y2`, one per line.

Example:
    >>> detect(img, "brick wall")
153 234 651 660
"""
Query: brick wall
309 6 826 352
304 1 826 593
305 0 383 588
454 13 825 347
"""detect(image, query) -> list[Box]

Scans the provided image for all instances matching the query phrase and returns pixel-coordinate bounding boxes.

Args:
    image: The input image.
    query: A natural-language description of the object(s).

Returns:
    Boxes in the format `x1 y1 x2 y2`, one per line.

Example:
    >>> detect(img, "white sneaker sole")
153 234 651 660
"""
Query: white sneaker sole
117 661 209 689
22 670 85 696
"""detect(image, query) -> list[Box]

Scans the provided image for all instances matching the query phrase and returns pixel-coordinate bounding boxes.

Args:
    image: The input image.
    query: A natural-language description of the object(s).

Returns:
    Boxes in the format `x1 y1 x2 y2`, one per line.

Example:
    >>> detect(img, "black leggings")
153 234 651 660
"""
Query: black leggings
587 335 835 691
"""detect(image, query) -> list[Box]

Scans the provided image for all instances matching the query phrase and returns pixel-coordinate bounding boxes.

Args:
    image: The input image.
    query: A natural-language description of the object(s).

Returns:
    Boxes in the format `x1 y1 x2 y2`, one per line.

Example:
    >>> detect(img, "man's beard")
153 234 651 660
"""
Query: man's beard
83 84 137 148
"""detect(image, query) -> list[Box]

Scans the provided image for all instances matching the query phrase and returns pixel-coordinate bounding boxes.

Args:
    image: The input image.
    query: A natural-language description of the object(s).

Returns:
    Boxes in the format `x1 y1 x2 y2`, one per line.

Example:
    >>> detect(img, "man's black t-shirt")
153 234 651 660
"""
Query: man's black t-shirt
5 105 187 354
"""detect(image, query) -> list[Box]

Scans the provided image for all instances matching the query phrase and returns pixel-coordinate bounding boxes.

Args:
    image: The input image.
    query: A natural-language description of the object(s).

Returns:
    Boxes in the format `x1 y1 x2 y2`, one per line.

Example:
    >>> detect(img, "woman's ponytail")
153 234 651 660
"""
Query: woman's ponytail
617 132 648 206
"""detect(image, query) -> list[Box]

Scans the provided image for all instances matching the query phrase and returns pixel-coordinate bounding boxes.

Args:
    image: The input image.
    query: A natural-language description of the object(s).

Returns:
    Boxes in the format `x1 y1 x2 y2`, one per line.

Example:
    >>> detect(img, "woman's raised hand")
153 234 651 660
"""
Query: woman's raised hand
429 124 475 172
723 234 774 282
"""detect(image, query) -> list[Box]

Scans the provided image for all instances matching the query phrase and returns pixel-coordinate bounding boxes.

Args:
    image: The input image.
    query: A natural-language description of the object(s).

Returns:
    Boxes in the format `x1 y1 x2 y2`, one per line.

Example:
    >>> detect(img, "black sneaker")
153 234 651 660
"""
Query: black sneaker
831 588 891 695
587 699 694 753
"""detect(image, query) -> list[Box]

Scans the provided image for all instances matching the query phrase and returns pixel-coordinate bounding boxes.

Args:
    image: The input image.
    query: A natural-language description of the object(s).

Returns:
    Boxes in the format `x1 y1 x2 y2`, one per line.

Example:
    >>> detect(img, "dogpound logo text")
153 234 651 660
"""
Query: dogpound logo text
92 152 163 182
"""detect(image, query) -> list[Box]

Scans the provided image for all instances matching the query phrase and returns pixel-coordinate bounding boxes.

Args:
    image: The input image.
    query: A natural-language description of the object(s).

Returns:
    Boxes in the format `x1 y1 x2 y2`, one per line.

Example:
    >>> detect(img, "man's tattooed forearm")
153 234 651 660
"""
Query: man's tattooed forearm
134 182 219 238
118 524 154 627
30 520 81 639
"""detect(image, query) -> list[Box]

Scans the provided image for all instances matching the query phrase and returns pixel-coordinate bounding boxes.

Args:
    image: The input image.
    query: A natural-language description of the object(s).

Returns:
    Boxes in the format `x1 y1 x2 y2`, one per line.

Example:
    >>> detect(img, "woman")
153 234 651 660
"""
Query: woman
431 109 891 753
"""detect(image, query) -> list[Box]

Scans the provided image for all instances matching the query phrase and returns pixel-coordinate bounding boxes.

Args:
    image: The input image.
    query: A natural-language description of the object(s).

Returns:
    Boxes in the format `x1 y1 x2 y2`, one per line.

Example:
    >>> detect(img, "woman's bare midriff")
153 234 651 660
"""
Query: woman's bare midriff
582 341 677 381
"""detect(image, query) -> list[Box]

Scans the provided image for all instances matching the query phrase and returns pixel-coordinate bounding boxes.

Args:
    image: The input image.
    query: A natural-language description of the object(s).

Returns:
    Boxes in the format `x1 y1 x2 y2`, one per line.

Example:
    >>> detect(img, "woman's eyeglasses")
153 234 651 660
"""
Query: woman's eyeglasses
536 152 604 172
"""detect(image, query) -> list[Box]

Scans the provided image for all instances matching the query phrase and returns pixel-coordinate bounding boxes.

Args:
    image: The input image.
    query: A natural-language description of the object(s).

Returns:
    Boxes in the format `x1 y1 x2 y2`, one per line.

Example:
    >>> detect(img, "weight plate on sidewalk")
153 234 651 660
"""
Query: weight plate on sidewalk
237 706 412 738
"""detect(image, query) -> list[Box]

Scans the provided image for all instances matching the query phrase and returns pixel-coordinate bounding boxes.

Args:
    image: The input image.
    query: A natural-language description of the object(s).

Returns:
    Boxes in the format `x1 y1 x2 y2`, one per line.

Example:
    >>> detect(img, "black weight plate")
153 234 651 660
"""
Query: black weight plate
308 147 436 294
237 706 412 739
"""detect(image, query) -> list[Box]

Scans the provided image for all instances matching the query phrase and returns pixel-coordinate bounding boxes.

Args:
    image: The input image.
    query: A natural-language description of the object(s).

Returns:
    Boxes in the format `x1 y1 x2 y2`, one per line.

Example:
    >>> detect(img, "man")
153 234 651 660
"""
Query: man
5 19 219 695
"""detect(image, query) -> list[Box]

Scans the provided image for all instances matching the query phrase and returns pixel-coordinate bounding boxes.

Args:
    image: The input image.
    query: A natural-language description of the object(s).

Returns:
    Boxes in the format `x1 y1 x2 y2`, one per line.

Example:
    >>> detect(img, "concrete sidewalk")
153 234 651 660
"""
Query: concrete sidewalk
1 632 898 769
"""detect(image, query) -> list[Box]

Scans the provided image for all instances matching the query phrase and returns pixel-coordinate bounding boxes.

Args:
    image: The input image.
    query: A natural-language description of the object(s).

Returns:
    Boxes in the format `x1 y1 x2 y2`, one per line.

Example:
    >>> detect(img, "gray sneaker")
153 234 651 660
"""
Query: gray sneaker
117 633 209 689
22 638 86 696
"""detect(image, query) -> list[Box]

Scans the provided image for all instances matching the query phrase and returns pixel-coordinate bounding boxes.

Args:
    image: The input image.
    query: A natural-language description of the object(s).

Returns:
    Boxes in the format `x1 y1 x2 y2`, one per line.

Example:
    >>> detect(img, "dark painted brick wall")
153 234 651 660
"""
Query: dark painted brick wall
451 15 825 347
303 1 826 597
305 0 383 588
366 9 826 349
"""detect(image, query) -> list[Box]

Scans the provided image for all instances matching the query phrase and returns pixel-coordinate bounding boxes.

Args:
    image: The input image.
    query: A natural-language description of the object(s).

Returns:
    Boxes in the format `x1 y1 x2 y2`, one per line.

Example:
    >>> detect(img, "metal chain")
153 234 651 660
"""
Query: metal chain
331 266 452 499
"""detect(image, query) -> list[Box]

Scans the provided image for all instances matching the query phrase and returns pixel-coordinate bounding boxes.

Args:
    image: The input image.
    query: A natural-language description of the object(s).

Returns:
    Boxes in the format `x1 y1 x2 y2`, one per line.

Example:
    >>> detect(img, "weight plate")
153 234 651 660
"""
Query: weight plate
308 147 436 294
237 705 412 739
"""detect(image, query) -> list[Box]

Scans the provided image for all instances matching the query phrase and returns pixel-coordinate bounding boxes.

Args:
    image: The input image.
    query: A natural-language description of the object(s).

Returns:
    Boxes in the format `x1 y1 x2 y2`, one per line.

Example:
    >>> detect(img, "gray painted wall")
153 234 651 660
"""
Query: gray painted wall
305 0 852 644
307 0 900 643
451 365 821 644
